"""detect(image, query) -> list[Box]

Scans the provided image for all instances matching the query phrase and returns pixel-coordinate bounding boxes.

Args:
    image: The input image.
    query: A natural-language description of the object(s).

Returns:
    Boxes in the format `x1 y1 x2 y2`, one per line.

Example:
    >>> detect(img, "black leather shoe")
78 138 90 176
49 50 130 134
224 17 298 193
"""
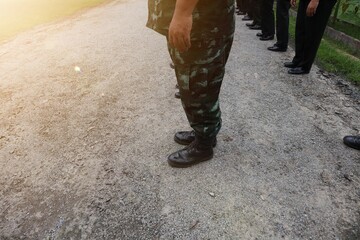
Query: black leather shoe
288 67 310 75
246 21 256 27
256 32 263 37
249 24 261 30
259 35 274 41
174 130 217 147
343 136 360 150
284 62 298 68
267 45 287 52
168 141 214 168
175 91 181 99
242 15 252 21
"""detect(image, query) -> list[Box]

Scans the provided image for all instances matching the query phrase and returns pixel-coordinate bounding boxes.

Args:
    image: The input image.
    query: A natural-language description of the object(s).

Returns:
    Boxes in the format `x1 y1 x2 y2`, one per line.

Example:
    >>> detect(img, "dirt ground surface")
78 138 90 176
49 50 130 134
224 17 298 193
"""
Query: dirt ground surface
0 0 359 239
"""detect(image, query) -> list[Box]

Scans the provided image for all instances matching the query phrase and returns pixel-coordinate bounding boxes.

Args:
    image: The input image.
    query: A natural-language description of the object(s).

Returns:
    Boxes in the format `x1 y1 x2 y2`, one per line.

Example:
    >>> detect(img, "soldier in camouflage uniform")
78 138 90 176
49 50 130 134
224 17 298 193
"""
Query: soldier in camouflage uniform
147 0 235 168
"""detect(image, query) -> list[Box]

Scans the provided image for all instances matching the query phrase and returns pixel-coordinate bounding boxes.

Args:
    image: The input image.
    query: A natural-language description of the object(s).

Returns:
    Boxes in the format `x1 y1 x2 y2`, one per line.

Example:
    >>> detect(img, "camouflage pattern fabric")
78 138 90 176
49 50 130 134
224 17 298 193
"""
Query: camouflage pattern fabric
147 0 235 40
147 0 236 144
167 33 234 144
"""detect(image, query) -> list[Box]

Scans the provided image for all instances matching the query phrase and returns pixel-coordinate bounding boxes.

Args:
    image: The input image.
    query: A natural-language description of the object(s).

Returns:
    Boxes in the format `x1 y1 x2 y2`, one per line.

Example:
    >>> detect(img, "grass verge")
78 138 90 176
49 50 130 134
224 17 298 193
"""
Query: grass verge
289 15 360 85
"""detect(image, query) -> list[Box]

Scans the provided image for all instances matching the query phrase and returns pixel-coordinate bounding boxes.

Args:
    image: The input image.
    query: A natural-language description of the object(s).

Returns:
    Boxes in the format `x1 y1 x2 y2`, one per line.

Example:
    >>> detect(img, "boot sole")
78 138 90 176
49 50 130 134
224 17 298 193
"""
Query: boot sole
344 143 360 150
167 155 213 168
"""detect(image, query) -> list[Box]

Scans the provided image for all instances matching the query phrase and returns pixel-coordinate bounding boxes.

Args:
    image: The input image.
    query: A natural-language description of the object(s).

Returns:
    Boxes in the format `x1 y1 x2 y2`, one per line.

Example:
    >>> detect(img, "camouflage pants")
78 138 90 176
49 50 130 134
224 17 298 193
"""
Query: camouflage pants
167 35 234 144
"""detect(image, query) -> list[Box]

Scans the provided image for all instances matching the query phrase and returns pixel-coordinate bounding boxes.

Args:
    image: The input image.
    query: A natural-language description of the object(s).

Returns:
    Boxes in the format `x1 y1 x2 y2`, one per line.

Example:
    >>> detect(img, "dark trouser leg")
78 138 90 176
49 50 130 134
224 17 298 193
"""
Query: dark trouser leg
252 0 262 24
298 0 337 70
236 0 241 10
238 0 246 12
261 0 275 36
243 0 249 14
168 36 234 145
247 0 254 19
275 0 291 48
292 0 307 65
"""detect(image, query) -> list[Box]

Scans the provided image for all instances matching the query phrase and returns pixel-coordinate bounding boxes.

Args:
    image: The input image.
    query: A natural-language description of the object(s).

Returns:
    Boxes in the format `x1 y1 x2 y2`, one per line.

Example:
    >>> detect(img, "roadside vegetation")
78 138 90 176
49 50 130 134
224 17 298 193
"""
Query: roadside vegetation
0 0 109 43
288 8 360 85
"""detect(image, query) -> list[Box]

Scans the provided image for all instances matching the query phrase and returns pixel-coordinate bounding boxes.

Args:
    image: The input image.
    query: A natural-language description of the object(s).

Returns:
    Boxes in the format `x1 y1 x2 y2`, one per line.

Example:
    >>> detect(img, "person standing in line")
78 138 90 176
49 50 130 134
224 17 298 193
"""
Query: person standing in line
236 0 246 15
266 0 293 48
257 0 276 41
241 0 253 21
147 0 235 168
246 0 262 30
285 0 337 74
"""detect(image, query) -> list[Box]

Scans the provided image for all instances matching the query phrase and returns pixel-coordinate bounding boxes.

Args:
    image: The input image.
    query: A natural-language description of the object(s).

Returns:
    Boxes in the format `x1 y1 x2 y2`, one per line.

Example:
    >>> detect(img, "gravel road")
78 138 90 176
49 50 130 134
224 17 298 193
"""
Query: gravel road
0 0 359 239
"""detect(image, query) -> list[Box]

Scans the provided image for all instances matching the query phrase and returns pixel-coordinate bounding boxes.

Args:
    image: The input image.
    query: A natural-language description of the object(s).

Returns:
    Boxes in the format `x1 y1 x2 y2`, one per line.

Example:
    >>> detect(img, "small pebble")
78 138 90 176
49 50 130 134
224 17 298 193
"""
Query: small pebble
321 170 331 184
74 66 81 72
189 220 199 230
344 174 352 182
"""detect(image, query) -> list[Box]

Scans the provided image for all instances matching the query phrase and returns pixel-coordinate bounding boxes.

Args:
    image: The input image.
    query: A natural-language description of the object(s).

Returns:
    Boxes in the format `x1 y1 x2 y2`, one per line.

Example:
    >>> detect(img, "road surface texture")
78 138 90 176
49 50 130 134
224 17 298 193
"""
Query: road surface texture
0 0 359 239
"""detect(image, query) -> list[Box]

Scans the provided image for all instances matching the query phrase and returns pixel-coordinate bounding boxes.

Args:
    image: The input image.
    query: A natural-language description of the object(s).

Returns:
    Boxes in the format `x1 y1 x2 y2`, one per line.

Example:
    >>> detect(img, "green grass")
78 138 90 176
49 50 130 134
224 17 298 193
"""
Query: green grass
317 39 360 84
288 15 360 84
324 34 360 58
0 0 109 43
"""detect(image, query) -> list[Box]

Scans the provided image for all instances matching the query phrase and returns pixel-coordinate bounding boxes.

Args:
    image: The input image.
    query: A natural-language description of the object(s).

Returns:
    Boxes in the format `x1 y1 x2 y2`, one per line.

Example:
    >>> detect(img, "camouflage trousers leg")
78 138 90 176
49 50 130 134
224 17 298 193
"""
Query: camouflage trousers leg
167 35 234 144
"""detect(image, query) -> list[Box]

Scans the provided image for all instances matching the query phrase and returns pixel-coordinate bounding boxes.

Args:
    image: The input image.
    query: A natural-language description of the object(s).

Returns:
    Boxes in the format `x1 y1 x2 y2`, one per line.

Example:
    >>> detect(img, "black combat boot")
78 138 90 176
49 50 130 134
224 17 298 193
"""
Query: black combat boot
174 130 217 147
168 139 214 168
343 136 360 150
